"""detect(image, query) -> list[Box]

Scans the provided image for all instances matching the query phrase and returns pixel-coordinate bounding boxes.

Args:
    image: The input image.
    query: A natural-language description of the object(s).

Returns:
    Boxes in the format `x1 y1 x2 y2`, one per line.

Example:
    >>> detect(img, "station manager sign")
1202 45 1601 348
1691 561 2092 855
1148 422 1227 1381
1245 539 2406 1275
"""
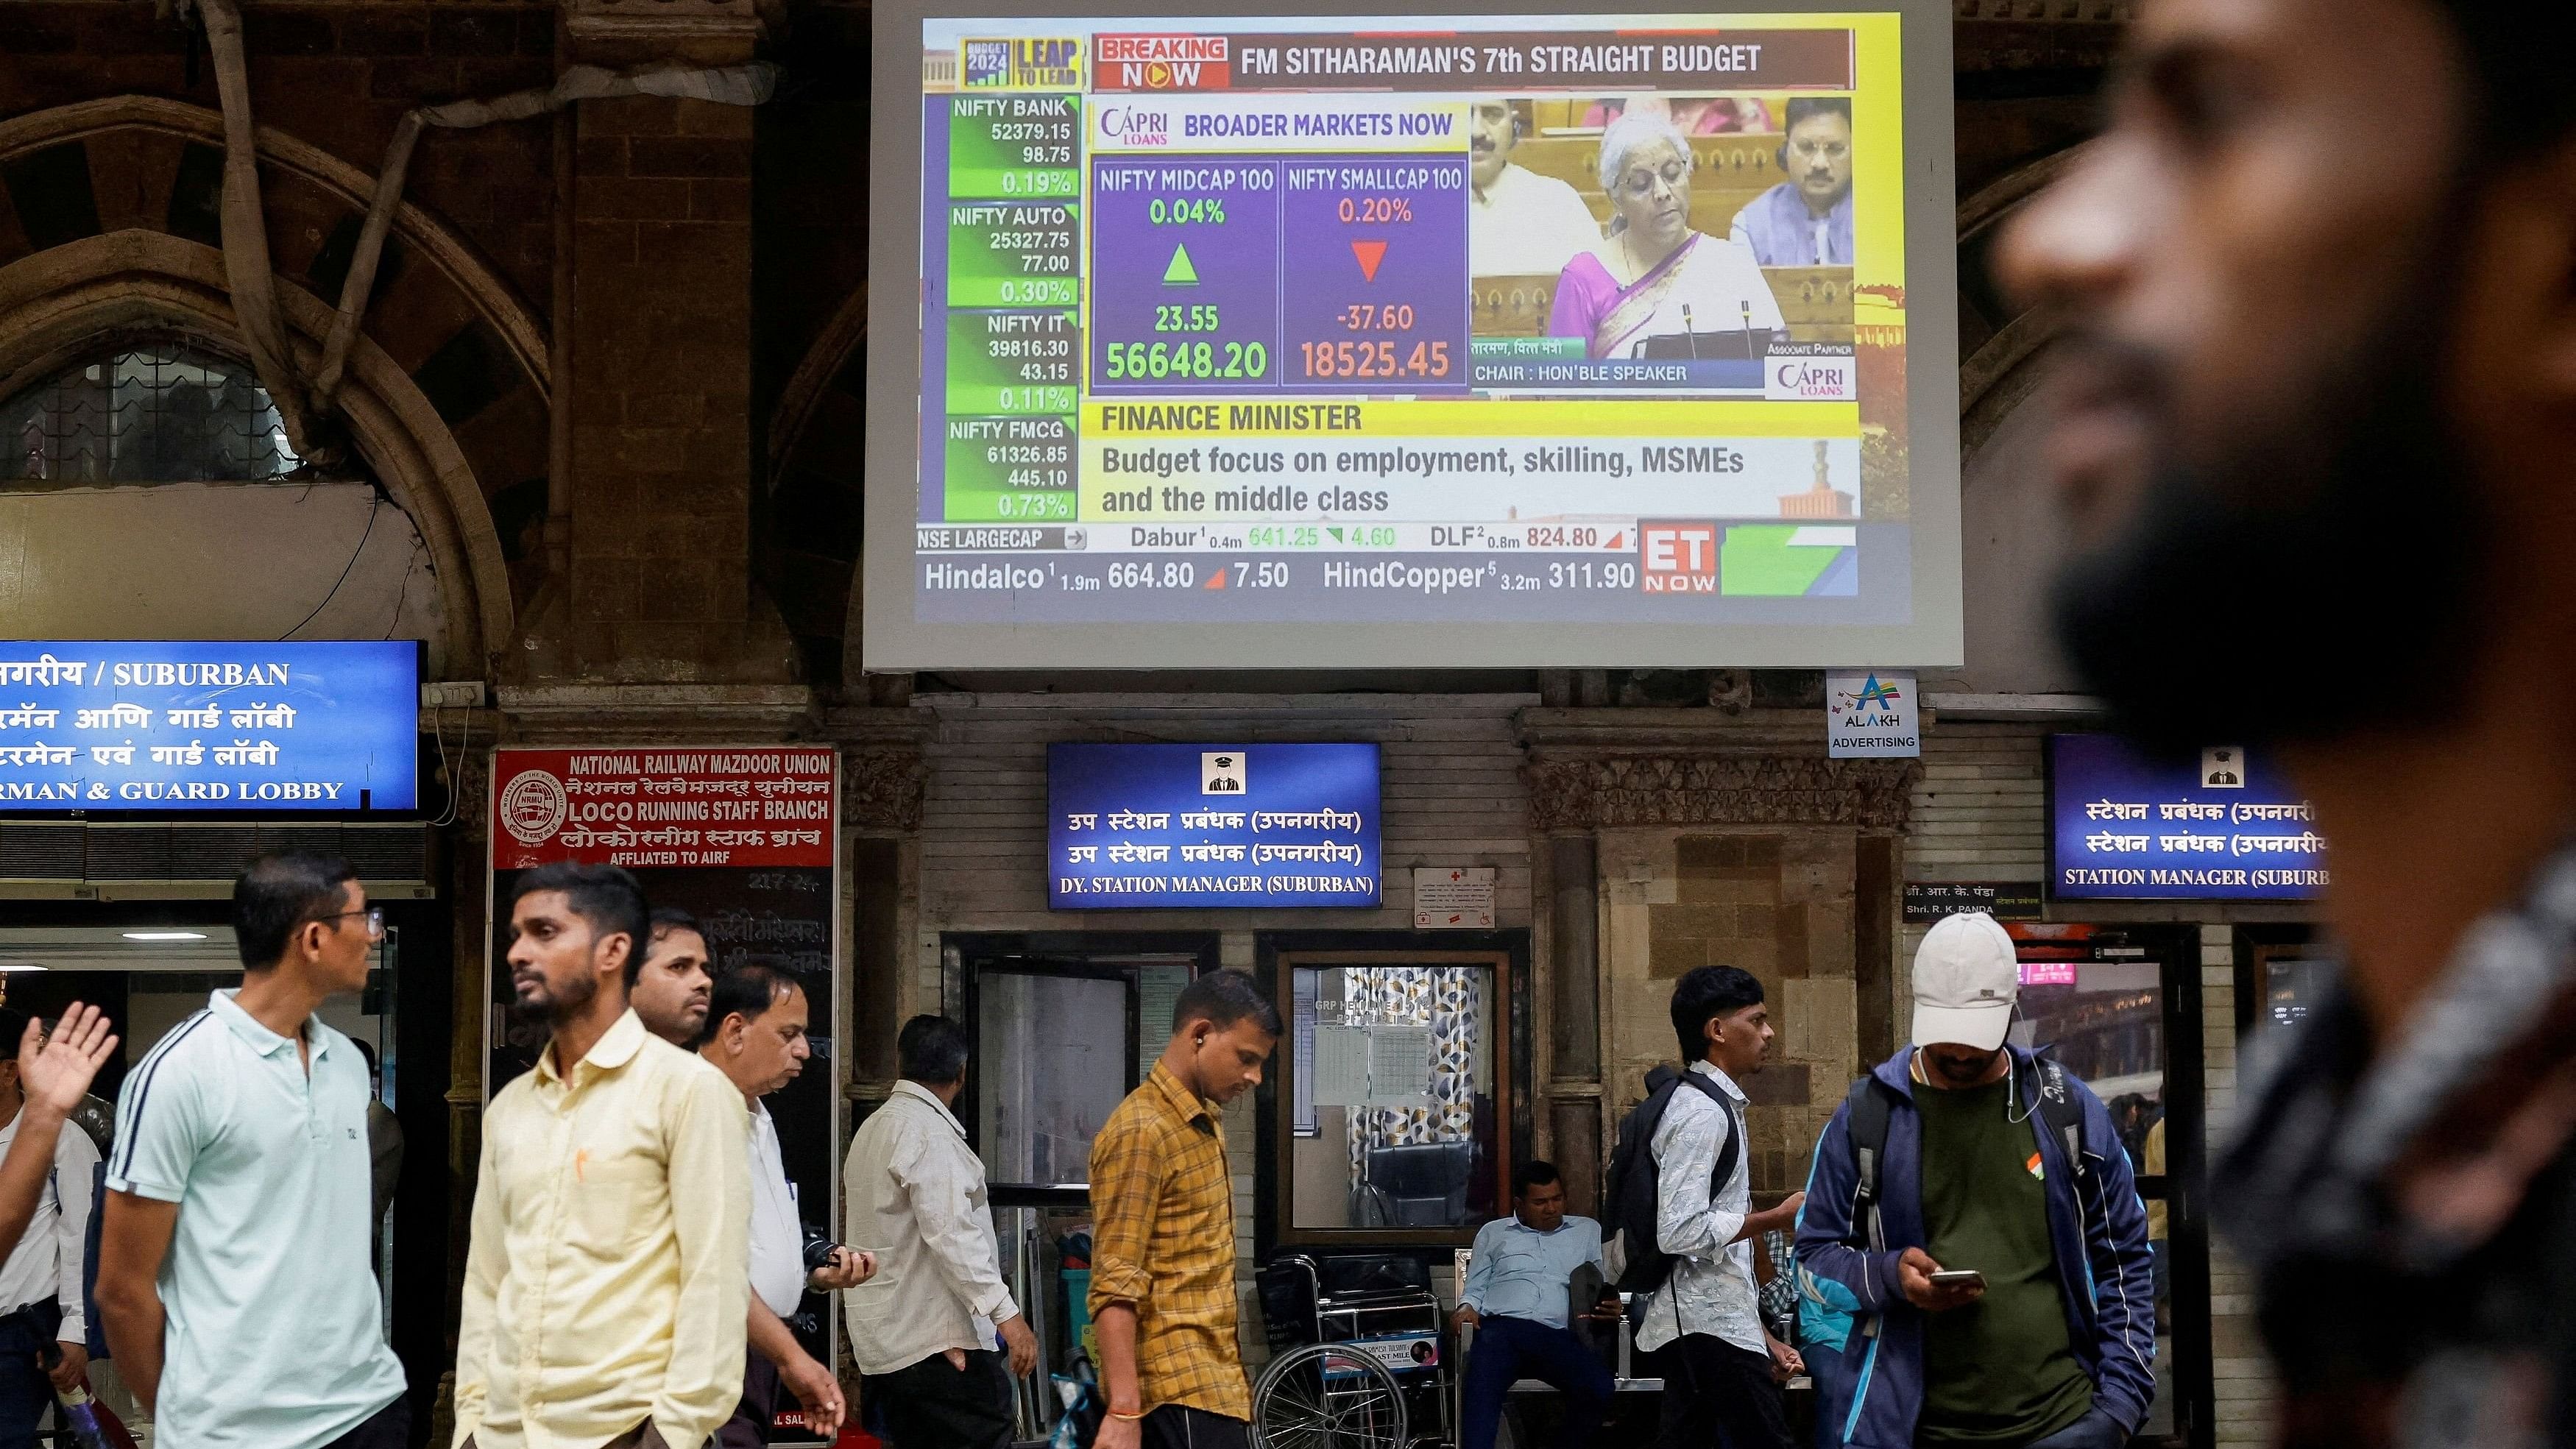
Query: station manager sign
1049 743 1381 908
0 641 418 811
2050 734 2326 901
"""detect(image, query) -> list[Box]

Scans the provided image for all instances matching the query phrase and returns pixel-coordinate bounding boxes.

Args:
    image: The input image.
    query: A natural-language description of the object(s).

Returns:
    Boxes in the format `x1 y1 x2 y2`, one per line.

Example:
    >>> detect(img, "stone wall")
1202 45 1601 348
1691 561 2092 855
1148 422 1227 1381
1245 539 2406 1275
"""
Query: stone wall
1601 827 1864 1197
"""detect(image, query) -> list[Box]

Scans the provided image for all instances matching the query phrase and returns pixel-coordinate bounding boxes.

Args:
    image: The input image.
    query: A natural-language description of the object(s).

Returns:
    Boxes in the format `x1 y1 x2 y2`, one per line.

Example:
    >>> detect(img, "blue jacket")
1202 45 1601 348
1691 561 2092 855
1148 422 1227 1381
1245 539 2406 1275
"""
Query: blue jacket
1791 1046 2156 1448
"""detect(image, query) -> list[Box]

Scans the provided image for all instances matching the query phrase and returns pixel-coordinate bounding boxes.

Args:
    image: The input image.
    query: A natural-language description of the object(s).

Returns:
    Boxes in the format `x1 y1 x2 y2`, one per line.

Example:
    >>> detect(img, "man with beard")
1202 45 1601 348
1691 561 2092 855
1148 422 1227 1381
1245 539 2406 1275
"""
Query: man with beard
453 862 749 1449
632 907 716 1048
1794 915 2154 1449
1728 96 1854 266
1467 98 1602 278
1995 1 2576 1442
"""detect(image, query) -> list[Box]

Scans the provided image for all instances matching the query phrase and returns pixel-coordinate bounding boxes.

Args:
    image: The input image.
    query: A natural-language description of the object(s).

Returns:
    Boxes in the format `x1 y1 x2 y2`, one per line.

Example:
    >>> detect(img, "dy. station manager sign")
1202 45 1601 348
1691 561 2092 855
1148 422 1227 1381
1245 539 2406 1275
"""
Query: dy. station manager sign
1048 743 1381 909
0 641 419 810
2050 734 2326 901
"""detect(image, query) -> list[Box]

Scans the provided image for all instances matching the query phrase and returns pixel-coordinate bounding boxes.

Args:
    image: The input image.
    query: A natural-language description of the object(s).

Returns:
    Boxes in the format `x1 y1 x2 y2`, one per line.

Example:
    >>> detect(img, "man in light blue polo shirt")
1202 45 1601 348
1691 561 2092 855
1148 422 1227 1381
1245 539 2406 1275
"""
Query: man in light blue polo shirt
1454 1161 1617 1449
94 851 408 1449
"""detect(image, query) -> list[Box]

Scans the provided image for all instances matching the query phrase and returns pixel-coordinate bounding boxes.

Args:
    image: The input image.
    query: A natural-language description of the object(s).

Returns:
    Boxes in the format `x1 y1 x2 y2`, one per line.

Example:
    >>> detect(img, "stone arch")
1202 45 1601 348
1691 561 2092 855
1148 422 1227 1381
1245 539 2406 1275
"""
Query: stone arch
1956 142 2091 458
1946 142 2096 695
761 281 869 686
0 96 553 667
0 231 512 674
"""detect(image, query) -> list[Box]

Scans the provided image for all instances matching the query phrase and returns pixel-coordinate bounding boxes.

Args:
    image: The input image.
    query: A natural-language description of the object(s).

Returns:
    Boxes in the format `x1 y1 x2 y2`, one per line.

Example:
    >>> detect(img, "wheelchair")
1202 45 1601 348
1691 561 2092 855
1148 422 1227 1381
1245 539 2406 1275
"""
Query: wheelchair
1253 1254 1452 1449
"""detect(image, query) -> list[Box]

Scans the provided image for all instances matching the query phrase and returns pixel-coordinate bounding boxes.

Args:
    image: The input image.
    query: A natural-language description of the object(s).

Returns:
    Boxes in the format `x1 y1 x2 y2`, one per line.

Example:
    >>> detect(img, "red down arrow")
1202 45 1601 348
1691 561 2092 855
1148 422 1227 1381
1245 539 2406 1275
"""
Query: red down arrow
1351 239 1387 283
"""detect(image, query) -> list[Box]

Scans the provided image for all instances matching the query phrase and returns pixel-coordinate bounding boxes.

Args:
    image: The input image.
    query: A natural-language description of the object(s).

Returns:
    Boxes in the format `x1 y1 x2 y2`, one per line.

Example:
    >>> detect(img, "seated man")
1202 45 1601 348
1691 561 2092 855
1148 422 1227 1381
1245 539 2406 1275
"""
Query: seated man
1455 1161 1616 1449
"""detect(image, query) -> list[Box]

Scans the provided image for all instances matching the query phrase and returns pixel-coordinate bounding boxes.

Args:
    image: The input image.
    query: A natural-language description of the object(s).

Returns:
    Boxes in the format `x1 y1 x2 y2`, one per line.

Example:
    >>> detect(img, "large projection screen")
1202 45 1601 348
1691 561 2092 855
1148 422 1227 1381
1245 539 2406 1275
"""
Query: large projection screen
866 0 1958 669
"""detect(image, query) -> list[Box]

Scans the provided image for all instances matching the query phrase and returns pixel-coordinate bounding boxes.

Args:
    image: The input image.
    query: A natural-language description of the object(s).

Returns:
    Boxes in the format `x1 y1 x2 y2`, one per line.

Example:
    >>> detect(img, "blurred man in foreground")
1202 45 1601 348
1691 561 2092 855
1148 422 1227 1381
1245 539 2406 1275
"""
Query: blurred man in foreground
2000 1 2576 1442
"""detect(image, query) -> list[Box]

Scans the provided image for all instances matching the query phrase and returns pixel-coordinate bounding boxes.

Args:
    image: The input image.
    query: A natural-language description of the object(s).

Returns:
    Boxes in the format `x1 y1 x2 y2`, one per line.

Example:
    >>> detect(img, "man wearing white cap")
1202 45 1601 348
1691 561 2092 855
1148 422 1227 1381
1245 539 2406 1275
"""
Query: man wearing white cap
1791 913 2156 1449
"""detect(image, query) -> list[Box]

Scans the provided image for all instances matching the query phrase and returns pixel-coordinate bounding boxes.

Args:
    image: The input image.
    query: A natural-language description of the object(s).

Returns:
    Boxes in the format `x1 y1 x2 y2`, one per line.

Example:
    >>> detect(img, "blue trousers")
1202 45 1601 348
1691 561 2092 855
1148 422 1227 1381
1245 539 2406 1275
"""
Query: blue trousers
0 1303 59 1449
1460 1316 1614 1449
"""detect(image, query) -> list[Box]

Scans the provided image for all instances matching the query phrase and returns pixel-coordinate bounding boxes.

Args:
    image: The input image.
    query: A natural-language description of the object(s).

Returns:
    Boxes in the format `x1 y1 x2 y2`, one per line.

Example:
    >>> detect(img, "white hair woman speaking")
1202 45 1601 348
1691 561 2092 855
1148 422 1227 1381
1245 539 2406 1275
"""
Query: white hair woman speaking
1546 106 1788 360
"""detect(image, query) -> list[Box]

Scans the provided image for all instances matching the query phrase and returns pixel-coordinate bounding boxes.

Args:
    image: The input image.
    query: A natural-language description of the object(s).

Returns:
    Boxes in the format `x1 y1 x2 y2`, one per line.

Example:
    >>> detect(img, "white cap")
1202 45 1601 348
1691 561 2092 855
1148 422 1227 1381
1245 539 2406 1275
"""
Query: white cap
1911 912 2018 1050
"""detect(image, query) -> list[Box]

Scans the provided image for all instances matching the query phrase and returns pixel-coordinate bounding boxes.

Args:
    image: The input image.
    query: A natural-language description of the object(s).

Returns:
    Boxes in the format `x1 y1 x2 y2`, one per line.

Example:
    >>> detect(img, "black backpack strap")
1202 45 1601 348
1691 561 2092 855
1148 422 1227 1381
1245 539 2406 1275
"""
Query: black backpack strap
2030 1057 2089 1182
1844 1074 1893 1250
1677 1071 1743 1198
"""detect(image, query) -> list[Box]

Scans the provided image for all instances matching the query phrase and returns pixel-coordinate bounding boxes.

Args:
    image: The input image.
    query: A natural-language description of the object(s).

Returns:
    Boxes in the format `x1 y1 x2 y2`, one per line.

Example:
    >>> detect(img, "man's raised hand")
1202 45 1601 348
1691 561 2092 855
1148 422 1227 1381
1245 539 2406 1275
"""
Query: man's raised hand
21 1005 115 1118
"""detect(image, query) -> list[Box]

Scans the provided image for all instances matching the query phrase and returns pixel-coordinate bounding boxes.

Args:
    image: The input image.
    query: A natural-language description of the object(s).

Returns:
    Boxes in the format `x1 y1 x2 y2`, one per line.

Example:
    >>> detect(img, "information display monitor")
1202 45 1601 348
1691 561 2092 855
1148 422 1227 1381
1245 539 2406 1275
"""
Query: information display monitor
866 1 1958 668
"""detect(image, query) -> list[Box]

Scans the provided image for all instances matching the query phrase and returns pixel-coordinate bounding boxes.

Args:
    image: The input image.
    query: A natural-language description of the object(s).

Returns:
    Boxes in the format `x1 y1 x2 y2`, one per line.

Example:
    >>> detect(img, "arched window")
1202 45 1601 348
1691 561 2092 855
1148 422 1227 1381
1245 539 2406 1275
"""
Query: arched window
0 338 442 649
4 343 298 484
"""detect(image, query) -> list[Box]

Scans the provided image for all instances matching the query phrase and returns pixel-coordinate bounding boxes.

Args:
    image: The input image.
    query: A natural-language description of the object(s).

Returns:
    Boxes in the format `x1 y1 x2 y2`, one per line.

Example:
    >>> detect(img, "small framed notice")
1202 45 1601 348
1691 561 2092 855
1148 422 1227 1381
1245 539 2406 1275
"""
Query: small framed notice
1414 867 1496 929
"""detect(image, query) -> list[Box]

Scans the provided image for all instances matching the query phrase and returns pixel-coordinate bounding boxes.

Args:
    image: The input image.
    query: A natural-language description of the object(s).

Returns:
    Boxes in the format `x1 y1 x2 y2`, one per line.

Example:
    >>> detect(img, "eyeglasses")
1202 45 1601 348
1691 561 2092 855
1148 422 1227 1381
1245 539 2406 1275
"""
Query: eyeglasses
1789 137 1850 163
312 907 386 940
1616 160 1691 198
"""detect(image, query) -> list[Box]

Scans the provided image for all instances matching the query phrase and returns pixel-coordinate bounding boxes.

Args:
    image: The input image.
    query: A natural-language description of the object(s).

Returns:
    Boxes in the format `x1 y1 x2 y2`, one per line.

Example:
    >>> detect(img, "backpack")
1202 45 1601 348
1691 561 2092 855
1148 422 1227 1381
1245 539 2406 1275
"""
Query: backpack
1839 1052 2090 1255
1604 1063 1743 1297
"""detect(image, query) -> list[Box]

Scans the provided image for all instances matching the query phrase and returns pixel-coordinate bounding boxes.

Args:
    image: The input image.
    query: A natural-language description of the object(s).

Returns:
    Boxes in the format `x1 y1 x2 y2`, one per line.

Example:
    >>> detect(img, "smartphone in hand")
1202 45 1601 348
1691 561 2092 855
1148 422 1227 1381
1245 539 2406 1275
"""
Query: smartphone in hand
1928 1269 1986 1290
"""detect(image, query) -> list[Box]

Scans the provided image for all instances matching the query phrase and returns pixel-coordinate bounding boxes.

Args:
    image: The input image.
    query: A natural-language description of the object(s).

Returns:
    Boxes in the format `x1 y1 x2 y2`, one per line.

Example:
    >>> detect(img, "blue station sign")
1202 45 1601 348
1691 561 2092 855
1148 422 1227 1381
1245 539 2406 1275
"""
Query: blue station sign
0 642 421 811
1047 743 1381 909
2050 734 2325 901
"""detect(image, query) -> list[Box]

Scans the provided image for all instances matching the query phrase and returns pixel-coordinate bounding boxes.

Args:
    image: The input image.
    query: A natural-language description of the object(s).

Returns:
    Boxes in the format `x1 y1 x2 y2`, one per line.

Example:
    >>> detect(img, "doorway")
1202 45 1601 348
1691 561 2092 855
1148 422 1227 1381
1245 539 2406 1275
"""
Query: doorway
2006 923 2213 1449
0 896 451 1447
944 933 1220 1439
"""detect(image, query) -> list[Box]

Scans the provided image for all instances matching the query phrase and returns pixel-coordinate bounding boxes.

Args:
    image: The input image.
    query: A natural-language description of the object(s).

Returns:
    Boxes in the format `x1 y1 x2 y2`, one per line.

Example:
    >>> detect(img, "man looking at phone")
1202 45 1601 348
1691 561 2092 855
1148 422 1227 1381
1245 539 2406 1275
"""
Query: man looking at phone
1795 913 2155 1449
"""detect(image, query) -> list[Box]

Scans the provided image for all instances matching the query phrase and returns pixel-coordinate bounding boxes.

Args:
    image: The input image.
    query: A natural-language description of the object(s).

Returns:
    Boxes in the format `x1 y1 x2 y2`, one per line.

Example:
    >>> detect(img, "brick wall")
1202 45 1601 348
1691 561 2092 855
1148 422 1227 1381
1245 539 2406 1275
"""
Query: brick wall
565 87 791 679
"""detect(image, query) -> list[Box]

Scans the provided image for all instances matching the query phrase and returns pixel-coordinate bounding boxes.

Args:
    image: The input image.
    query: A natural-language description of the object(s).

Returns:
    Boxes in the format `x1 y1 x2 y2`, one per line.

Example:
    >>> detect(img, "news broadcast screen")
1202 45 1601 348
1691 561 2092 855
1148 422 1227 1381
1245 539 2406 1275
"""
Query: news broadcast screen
865 1 1958 669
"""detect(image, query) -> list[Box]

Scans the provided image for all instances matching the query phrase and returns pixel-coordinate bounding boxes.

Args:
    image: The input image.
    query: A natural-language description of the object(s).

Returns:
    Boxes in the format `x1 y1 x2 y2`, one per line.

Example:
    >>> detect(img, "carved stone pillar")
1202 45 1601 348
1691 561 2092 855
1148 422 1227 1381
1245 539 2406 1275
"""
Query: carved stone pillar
842 743 927 1121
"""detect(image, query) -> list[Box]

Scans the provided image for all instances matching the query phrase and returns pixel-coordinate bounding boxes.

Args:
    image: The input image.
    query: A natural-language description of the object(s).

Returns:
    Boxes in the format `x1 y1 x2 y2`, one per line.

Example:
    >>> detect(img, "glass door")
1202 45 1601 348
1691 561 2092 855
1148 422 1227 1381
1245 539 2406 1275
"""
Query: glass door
2007 924 2211 1449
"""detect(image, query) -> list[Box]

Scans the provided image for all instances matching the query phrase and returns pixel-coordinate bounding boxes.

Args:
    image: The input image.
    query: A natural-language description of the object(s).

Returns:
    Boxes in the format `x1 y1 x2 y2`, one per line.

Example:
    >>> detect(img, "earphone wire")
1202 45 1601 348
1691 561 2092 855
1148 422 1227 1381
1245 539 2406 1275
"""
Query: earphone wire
2004 1002 2042 1125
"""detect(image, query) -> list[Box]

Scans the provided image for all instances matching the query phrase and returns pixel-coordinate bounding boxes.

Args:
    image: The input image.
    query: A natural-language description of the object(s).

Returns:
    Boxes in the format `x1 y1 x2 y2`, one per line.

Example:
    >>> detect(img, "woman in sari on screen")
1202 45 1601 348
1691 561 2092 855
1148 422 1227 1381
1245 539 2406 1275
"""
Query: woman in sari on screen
1546 107 1788 360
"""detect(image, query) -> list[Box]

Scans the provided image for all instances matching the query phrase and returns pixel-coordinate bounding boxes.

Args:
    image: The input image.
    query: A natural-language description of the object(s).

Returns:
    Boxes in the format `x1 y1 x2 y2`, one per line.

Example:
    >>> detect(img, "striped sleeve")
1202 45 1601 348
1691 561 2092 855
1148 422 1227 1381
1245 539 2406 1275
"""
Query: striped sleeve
105 1013 213 1202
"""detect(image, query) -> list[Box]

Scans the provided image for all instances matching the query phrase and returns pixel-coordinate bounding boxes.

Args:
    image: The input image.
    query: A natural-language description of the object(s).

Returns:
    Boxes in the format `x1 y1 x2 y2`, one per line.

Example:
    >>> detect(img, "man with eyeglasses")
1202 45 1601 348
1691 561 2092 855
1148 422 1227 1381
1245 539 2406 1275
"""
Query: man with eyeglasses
1729 96 1854 266
96 851 411 1449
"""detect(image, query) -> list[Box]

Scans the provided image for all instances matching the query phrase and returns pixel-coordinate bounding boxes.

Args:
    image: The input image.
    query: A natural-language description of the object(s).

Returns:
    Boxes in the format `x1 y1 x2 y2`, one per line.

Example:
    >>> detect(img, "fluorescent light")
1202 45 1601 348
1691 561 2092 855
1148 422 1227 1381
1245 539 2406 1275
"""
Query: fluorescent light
0 964 44 973
121 931 208 942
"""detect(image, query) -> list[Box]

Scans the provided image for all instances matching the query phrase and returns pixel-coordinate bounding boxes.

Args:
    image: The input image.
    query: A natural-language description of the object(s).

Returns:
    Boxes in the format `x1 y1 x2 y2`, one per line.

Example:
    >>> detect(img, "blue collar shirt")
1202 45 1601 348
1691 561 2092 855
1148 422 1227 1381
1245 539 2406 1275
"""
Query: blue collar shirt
1460 1212 1605 1330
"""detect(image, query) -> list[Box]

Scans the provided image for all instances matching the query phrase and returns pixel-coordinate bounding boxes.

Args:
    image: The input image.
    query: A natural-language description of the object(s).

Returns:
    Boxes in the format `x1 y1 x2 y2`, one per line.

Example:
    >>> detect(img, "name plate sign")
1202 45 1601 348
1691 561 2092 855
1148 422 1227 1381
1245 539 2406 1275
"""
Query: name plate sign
0 642 419 811
1049 743 1381 908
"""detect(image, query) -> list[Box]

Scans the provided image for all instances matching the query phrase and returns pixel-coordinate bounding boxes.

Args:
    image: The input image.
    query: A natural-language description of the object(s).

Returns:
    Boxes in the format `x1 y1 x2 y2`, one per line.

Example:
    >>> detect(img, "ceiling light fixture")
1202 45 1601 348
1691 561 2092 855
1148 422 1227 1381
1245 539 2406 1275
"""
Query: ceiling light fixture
121 931 209 942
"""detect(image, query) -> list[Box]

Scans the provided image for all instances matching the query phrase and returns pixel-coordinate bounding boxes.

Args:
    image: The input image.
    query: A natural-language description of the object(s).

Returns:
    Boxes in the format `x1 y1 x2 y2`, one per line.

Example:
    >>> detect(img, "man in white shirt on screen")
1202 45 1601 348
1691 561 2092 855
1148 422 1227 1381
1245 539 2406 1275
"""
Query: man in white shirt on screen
1468 99 1603 278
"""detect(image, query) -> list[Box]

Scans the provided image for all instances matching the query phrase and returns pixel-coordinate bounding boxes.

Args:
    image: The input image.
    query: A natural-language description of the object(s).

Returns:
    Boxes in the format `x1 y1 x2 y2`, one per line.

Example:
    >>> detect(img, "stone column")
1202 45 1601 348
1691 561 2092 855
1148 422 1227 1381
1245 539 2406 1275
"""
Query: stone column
1546 832 1604 1211
556 0 793 682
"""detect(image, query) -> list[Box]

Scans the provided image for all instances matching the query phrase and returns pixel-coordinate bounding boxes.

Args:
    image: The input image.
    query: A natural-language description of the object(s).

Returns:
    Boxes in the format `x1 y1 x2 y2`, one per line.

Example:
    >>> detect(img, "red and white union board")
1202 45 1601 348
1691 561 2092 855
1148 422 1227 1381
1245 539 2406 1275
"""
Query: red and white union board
490 746 838 870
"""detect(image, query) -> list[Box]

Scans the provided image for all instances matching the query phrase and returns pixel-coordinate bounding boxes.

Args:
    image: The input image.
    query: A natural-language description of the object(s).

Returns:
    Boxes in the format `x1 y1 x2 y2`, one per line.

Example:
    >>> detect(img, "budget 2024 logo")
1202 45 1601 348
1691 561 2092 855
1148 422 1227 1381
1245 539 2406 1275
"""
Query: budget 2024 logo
963 38 1083 88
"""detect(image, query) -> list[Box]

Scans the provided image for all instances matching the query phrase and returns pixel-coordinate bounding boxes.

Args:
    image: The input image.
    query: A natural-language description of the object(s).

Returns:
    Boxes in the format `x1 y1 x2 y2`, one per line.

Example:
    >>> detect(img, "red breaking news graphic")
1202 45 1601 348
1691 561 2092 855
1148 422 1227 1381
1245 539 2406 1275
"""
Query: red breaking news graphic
1092 33 1234 90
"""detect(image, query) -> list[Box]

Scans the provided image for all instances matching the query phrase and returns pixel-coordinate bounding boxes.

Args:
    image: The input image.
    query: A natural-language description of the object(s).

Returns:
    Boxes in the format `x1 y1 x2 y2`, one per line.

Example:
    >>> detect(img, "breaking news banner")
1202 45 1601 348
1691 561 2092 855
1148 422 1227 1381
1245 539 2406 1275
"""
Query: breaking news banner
485 745 841 1423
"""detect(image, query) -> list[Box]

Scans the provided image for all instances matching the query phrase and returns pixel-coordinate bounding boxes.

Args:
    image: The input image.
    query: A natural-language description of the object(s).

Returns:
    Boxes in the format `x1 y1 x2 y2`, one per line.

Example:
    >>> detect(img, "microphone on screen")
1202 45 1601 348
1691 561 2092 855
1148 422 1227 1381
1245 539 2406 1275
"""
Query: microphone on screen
1682 304 1702 361
1740 300 1757 361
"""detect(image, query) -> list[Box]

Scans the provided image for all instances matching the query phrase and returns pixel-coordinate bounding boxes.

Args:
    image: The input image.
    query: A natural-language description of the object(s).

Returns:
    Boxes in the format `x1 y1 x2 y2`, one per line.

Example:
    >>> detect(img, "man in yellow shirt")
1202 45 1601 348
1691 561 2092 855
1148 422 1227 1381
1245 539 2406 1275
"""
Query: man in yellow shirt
1089 972 1279 1449
454 862 751 1449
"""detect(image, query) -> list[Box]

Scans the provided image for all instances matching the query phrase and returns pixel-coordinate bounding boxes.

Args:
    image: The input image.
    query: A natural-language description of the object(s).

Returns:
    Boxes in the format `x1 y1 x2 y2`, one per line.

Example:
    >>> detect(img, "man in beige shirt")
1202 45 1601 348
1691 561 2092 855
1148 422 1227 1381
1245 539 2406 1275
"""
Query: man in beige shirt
454 862 750 1449
844 1016 1036 1449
